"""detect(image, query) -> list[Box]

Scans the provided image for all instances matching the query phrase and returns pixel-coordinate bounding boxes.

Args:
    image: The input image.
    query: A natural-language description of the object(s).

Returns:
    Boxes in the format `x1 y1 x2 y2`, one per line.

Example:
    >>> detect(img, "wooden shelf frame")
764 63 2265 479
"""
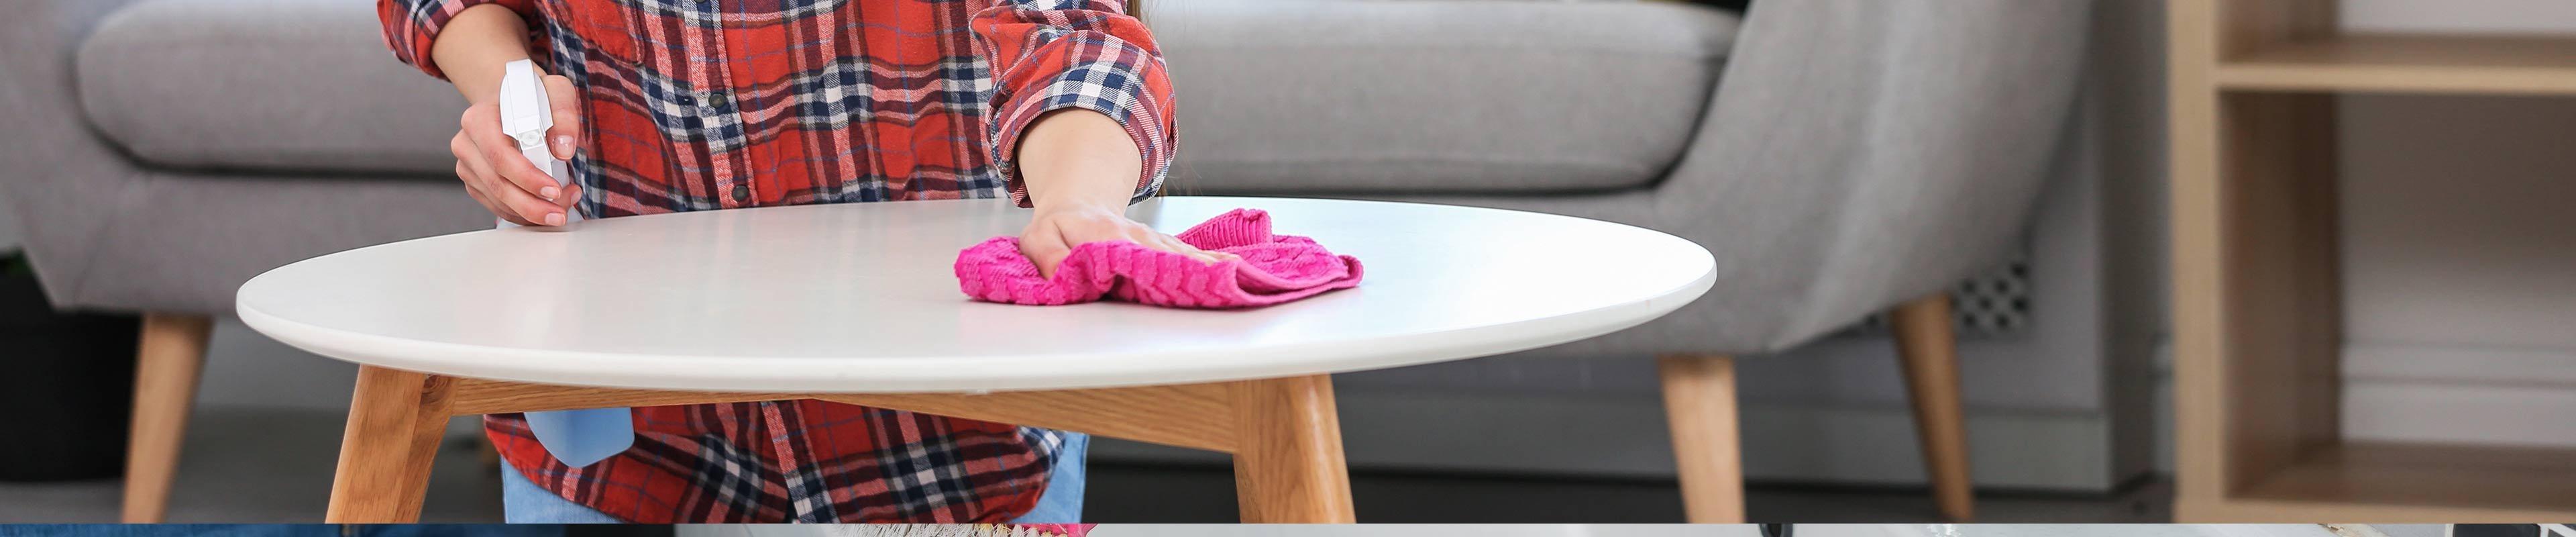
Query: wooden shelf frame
2182 441 2576 521
2169 0 2576 523
2218 34 2576 95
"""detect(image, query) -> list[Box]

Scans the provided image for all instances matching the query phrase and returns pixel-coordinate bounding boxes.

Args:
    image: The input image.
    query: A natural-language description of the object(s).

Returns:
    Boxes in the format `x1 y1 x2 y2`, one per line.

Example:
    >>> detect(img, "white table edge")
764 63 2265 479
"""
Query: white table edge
233 197 1719 394
237 268 1713 394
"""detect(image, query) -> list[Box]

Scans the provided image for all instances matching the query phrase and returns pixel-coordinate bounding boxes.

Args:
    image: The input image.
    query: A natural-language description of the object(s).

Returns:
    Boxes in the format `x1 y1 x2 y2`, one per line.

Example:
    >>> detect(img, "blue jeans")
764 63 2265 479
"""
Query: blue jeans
500 432 1089 523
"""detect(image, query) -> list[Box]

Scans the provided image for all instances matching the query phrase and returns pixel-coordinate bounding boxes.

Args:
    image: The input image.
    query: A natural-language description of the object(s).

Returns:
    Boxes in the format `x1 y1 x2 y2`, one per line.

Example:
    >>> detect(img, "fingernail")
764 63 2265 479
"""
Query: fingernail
544 213 566 226
540 186 560 200
554 134 573 148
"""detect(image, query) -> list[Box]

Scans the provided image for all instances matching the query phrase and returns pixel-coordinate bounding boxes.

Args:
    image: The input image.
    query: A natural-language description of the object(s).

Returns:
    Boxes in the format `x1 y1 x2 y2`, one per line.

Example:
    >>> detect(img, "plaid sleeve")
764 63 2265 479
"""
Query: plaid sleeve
376 0 540 80
971 0 1178 207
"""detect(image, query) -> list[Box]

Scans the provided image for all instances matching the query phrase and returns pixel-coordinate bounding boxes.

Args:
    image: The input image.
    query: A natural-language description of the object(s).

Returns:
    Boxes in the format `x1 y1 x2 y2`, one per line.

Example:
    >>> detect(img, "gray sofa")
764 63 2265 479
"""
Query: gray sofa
1 0 2088 523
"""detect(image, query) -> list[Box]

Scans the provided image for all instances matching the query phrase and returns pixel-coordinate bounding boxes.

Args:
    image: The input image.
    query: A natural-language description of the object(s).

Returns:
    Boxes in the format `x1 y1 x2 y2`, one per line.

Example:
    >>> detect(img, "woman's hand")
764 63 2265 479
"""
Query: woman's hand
425 5 582 226
1018 204 1233 279
451 70 584 226
1012 109 1230 277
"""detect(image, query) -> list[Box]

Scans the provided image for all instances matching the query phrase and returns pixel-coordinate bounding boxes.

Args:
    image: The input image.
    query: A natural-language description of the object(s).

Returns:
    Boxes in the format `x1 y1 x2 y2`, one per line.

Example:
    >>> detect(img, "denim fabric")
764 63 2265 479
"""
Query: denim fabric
498 462 626 524
1009 432 1088 524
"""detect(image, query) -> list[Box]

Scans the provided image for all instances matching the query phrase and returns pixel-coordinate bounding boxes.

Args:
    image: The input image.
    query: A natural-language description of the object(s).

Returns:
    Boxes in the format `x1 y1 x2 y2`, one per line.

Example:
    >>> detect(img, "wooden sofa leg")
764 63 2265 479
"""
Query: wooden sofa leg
1658 354 1746 523
1892 294 1976 522
123 313 213 523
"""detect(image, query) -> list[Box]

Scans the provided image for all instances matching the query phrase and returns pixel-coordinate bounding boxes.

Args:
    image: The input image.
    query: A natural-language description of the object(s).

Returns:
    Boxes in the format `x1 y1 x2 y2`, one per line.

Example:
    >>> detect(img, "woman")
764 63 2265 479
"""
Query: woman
376 0 1196 524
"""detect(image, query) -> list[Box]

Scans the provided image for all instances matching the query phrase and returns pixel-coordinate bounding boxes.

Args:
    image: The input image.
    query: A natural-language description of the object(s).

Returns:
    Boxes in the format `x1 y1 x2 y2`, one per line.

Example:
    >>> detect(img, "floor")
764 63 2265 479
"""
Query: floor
0 408 2169 523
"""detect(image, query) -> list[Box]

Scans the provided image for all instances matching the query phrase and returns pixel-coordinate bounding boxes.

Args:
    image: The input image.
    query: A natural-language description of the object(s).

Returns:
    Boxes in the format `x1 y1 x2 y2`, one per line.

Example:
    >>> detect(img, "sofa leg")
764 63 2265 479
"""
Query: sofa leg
123 313 213 523
1658 354 1746 523
1892 294 1975 522
473 434 502 470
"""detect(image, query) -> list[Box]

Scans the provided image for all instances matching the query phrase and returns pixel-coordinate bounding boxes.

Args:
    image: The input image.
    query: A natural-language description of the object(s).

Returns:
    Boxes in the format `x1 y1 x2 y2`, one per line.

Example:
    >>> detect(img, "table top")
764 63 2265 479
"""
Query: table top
237 197 1714 393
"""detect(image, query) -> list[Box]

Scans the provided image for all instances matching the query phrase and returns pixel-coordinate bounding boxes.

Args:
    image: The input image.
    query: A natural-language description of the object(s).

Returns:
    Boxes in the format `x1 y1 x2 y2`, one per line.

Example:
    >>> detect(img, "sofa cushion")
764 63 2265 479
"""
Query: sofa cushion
77 0 463 176
1154 1 1737 194
74 0 1738 192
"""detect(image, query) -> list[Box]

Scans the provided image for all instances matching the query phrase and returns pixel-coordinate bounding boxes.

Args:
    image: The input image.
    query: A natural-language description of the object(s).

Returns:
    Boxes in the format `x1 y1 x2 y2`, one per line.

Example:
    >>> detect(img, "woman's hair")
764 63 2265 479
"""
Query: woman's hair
1128 0 1144 19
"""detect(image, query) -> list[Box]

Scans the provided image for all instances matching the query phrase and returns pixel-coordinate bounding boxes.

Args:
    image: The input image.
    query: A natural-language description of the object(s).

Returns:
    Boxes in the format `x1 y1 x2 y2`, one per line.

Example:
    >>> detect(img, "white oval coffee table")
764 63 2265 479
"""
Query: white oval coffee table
236 196 1714 523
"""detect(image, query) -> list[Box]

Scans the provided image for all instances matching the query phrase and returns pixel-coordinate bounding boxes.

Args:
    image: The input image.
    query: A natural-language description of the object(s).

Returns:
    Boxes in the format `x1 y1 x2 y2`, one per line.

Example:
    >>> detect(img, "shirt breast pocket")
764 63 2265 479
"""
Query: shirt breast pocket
545 0 646 72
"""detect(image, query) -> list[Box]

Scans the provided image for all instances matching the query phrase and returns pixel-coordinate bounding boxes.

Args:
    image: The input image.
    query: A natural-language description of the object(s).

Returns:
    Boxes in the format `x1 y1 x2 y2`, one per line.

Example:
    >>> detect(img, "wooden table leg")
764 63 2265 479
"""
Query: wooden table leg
325 366 455 523
1229 375 1356 523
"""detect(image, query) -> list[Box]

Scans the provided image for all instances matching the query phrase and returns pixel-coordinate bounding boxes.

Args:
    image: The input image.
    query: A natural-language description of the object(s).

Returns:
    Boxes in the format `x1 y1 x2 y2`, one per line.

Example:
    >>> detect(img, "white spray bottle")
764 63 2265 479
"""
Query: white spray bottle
499 60 631 466
498 59 581 228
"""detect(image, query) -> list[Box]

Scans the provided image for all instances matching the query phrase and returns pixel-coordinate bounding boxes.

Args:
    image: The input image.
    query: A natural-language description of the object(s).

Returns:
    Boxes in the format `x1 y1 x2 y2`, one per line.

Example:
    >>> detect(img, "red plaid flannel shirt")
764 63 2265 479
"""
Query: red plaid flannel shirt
378 0 1174 523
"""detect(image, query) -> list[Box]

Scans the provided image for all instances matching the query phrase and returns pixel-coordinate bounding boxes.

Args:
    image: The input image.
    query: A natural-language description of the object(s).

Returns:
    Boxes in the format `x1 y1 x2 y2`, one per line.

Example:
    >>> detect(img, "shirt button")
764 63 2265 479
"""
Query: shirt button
730 185 751 202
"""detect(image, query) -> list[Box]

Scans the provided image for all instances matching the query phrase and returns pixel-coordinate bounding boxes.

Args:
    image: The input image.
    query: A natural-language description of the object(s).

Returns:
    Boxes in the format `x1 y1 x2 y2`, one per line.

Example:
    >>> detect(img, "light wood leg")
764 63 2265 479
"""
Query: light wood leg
1658 354 1746 523
325 366 455 523
1229 375 1355 523
121 313 212 523
1892 294 1976 522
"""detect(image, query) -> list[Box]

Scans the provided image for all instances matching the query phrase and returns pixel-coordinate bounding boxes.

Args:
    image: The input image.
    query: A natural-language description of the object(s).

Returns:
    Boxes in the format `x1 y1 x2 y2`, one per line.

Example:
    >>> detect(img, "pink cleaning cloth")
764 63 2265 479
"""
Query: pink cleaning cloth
955 208 1362 308
1019 524 1093 536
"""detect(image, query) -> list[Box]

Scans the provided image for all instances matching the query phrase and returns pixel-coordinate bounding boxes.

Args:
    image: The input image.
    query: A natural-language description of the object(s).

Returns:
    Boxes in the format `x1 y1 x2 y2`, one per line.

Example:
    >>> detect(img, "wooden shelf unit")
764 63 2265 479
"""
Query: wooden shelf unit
2168 0 2576 523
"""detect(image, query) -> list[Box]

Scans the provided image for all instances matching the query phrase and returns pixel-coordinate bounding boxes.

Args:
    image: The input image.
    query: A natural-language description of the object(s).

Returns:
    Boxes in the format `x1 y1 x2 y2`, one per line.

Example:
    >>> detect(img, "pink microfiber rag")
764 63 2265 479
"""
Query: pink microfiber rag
956 208 1362 307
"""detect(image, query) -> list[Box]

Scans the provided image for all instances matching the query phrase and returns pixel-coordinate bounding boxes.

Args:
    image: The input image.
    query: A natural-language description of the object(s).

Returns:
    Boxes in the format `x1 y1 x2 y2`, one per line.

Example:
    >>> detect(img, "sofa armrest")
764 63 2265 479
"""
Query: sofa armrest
1651 0 2093 348
0 0 154 306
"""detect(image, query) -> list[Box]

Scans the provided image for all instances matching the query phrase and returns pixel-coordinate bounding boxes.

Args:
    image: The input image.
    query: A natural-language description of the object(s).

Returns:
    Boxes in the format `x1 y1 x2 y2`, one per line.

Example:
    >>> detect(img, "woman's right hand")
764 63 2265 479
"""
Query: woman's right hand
451 71 583 226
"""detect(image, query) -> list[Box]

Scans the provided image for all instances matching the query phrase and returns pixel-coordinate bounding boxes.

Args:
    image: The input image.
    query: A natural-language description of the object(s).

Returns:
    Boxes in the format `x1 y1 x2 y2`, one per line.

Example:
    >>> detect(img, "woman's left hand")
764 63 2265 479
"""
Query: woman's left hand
1019 204 1234 279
